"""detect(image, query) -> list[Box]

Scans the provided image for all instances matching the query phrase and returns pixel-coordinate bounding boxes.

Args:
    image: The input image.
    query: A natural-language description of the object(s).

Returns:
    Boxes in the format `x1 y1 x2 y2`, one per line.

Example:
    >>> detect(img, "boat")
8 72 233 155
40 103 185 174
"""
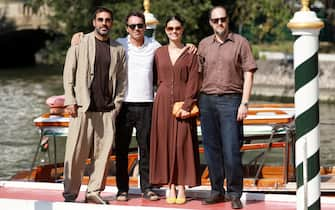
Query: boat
12 102 335 193
7 104 294 188
4 102 335 210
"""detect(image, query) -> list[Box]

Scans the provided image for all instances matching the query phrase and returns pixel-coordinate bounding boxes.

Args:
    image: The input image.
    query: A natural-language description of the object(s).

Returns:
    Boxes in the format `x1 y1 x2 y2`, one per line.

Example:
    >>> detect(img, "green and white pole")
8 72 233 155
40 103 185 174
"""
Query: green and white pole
287 1 324 210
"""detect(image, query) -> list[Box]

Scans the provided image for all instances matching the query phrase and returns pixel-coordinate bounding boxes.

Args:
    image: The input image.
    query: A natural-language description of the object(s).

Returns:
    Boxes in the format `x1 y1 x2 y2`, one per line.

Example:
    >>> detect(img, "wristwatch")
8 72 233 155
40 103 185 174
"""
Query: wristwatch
241 102 248 107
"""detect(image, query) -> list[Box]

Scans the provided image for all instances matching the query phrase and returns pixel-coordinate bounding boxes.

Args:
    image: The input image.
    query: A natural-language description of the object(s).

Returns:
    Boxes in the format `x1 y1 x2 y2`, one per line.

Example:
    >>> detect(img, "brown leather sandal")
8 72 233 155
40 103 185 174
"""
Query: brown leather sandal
116 192 129 201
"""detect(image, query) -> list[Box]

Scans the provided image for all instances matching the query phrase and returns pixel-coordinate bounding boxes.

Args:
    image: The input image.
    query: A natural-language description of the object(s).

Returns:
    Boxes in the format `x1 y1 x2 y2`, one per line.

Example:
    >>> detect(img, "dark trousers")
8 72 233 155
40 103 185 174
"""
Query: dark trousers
199 93 244 198
115 102 153 193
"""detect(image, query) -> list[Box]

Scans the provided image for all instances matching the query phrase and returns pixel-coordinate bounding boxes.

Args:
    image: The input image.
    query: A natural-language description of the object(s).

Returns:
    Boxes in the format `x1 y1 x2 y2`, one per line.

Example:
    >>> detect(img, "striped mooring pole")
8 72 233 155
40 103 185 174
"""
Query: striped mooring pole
287 1 324 210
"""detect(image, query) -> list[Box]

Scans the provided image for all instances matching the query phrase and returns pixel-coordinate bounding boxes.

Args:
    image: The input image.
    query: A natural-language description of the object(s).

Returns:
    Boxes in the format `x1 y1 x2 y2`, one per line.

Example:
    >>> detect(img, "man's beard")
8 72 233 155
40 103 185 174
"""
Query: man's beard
96 27 109 36
215 28 226 36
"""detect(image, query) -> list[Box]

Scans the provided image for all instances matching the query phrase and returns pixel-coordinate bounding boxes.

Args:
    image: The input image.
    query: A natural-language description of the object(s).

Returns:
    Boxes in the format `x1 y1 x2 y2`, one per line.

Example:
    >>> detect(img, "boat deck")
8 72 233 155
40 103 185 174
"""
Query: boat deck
15 104 335 194
1 181 335 210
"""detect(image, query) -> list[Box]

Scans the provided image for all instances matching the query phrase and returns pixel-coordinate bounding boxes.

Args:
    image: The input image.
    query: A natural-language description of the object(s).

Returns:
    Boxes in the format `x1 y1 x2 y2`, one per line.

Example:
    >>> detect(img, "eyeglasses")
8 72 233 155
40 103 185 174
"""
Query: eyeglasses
127 23 145 30
96 17 112 23
210 17 227 24
166 26 182 32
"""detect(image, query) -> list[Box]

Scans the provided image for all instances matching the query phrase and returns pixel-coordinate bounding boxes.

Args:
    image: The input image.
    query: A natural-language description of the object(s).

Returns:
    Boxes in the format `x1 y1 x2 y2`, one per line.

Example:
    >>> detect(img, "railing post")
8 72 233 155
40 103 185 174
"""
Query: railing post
287 1 324 210
143 0 159 38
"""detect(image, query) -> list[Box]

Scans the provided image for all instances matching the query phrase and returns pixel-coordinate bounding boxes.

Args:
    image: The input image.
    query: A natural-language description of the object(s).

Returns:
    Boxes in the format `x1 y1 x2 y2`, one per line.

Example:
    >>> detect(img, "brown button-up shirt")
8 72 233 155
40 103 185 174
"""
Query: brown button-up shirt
198 32 257 94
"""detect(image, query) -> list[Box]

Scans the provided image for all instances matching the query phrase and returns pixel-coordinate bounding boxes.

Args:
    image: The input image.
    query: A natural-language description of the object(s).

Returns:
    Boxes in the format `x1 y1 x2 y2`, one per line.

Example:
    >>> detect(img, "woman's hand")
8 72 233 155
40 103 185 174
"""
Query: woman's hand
179 109 190 119
185 43 198 54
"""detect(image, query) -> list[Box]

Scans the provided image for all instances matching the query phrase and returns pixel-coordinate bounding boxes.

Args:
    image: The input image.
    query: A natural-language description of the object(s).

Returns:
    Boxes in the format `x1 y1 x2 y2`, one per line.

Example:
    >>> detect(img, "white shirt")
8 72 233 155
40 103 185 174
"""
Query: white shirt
116 36 161 102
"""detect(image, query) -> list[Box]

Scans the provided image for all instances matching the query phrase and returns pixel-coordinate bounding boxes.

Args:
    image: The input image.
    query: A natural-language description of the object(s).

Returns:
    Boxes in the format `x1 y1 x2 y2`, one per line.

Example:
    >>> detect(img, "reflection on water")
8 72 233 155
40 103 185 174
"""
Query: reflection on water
0 66 63 179
0 65 334 180
320 104 335 165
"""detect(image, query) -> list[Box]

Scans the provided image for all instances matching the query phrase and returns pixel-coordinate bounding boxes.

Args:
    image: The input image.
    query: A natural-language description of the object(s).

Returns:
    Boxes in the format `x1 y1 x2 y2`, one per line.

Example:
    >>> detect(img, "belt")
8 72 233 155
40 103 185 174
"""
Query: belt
201 92 242 97
123 102 153 106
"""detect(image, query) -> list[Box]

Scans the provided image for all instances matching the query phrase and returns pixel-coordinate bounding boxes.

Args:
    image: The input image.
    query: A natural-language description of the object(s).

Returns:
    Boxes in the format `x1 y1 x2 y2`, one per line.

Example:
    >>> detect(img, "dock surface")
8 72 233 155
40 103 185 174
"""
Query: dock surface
1 181 335 210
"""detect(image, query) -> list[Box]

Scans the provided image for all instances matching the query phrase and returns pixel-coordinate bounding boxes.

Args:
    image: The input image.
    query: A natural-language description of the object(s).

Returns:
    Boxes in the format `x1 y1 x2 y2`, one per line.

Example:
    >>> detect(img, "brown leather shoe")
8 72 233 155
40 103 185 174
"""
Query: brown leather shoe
231 197 243 209
85 194 109 205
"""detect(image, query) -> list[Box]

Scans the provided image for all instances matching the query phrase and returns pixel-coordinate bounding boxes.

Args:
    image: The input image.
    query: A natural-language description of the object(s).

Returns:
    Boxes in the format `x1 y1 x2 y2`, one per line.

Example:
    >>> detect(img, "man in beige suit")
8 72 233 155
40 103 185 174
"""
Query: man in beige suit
62 7 127 205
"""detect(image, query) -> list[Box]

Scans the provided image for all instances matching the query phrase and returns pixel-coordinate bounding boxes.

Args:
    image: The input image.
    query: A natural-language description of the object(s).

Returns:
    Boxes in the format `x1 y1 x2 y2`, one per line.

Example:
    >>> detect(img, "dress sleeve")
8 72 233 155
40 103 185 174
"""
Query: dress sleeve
153 54 158 89
153 49 162 88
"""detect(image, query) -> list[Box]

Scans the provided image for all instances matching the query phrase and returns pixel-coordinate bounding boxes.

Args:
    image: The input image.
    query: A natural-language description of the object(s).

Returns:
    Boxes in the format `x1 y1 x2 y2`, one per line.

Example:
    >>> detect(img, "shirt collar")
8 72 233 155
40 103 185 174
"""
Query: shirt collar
127 35 148 48
211 32 234 44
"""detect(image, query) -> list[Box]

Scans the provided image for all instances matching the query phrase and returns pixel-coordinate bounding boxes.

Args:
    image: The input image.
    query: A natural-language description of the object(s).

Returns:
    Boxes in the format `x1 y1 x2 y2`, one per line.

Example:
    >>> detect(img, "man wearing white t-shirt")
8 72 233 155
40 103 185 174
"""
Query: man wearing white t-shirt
71 11 196 202
114 11 161 202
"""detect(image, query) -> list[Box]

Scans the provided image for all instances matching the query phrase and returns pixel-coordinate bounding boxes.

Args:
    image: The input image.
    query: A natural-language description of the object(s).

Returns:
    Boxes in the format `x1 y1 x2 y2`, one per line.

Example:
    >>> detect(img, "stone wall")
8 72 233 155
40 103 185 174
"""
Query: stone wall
0 2 49 29
253 59 335 102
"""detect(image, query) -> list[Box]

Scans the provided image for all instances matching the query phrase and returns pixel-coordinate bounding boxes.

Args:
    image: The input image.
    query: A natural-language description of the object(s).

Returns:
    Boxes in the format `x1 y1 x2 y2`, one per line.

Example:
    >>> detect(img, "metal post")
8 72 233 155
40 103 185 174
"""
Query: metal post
143 0 159 38
287 1 324 210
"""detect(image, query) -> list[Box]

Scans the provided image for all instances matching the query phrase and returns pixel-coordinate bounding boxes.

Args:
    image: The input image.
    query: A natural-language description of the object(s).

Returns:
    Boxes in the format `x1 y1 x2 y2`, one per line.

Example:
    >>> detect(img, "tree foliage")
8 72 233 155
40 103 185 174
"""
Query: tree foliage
311 0 335 42
230 0 293 43
102 0 212 45
24 0 334 64
25 0 214 64
24 0 103 63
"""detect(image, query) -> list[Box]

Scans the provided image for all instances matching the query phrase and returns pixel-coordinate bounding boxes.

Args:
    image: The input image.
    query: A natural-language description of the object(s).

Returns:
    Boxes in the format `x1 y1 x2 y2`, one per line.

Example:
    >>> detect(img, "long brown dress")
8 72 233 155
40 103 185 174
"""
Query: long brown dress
149 45 201 186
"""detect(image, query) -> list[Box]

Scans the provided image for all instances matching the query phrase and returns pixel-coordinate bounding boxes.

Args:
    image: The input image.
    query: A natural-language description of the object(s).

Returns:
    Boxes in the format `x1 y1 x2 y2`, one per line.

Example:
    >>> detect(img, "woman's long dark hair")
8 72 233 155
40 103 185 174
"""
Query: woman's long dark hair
164 15 184 27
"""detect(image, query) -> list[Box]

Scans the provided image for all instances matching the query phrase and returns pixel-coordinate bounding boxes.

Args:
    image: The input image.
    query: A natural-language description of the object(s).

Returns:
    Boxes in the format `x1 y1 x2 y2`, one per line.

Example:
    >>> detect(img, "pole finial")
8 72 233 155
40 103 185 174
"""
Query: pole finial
144 0 150 13
301 0 310 11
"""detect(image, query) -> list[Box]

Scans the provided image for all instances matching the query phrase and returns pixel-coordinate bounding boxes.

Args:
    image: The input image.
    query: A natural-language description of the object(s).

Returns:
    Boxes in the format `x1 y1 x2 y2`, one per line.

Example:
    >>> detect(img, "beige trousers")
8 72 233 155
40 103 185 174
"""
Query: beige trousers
63 111 116 199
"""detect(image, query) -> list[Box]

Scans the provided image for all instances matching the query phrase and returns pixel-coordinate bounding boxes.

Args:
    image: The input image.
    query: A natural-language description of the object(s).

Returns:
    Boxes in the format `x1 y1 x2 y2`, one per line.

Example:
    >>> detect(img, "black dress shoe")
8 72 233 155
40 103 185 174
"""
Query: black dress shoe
85 194 109 205
231 197 243 209
201 194 228 205
63 193 76 202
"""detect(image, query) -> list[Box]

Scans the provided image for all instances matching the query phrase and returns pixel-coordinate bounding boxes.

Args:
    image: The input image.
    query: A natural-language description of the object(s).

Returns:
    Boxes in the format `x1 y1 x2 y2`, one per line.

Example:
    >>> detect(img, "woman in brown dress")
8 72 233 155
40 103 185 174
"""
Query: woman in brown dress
149 16 201 204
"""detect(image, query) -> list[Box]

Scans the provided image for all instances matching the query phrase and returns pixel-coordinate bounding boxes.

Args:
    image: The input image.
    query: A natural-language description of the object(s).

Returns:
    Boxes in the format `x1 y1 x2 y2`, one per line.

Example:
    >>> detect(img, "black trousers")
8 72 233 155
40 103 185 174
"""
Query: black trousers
115 102 153 193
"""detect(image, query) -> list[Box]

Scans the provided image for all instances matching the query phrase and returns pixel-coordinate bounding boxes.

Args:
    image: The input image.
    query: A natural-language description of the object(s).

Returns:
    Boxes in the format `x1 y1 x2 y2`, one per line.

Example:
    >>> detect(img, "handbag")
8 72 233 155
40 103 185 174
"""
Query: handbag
172 101 199 119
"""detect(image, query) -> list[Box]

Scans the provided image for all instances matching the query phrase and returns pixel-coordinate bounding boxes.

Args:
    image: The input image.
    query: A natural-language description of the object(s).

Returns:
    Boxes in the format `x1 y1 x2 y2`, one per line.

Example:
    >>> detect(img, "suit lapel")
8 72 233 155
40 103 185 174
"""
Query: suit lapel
88 32 96 77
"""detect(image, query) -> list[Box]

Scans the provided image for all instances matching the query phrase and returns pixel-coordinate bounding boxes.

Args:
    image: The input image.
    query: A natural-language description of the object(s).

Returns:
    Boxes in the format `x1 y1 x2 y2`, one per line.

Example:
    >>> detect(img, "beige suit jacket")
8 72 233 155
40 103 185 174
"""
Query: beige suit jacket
63 31 127 113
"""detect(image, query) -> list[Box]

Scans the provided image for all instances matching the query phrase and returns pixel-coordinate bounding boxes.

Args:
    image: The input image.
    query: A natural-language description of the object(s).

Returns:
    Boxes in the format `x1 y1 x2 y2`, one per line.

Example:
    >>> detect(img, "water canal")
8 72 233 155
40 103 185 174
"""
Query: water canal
0 66 334 180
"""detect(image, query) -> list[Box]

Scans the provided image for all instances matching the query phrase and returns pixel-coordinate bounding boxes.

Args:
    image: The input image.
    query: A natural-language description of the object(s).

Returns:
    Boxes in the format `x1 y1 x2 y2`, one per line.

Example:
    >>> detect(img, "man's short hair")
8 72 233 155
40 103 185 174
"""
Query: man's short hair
209 6 227 19
93 7 113 21
125 11 146 24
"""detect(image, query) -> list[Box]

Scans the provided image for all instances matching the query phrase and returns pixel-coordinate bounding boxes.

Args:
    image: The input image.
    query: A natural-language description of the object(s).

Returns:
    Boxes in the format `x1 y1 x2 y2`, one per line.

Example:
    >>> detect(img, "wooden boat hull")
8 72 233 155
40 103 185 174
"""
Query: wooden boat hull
12 103 335 193
13 160 335 193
